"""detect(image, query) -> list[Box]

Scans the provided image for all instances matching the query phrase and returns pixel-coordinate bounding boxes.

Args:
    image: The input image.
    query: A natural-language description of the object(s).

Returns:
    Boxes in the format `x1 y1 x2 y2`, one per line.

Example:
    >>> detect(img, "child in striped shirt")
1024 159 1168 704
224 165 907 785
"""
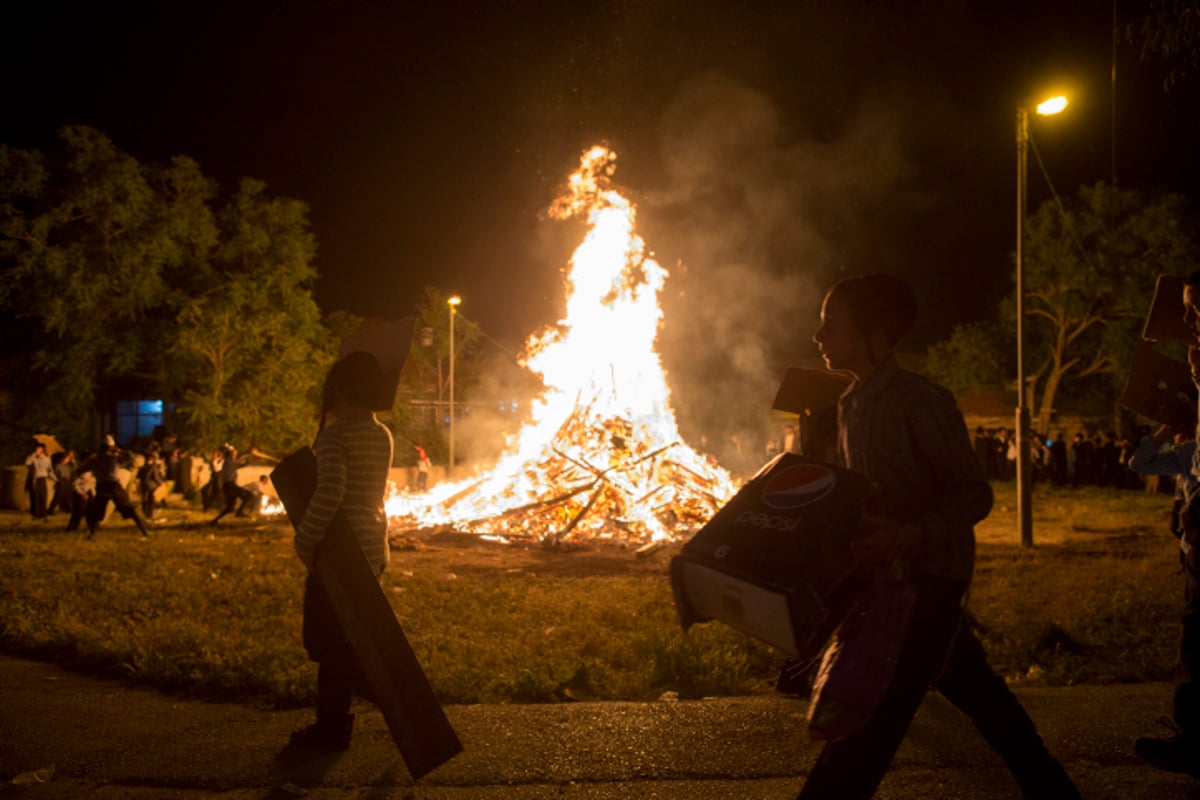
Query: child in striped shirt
290 351 394 751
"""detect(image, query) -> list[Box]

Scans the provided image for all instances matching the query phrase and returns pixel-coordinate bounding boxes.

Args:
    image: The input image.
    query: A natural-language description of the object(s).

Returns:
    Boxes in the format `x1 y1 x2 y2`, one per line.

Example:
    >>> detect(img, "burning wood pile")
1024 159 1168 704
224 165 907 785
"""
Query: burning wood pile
386 145 736 547
391 401 733 546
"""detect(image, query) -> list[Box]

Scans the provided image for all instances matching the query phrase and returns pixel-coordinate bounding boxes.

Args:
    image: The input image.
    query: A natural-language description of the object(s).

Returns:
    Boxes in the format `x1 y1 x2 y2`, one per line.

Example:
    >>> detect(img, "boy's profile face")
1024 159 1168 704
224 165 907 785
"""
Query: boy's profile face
813 291 867 373
1183 284 1200 342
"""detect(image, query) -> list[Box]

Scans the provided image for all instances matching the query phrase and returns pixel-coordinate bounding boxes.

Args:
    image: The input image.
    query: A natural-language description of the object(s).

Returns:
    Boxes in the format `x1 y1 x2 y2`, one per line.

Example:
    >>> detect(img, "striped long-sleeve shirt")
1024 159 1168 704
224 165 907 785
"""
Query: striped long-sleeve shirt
837 355 993 582
294 414 394 574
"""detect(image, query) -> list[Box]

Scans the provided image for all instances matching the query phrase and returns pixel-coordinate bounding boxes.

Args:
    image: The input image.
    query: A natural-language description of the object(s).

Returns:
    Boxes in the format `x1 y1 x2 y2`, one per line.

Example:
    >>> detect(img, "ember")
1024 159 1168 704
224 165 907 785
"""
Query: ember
388 145 736 545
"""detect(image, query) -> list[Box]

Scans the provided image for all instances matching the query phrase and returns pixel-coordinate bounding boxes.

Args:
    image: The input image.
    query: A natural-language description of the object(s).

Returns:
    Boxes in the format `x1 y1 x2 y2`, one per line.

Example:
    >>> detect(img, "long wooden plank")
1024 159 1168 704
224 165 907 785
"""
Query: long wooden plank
272 447 462 780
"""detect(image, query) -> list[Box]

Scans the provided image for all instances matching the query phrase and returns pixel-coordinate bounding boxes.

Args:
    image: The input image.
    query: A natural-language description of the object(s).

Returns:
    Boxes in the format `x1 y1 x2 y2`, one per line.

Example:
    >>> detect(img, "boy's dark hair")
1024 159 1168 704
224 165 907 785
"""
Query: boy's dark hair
828 273 918 346
1185 270 1200 289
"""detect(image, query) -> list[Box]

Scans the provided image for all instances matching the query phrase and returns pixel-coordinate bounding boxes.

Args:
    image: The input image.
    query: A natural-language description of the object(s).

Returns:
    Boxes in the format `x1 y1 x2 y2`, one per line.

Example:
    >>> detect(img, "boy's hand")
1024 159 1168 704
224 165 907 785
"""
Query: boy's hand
851 515 922 566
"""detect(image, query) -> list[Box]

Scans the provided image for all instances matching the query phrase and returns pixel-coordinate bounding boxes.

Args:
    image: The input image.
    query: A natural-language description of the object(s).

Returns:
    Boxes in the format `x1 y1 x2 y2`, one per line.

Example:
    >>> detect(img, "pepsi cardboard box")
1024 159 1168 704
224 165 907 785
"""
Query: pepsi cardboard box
670 453 874 658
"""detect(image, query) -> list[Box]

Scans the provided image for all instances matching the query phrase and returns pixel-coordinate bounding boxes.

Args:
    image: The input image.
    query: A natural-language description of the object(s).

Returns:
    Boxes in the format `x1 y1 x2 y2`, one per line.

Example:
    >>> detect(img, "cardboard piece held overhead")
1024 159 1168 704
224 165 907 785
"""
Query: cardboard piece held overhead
1142 276 1194 344
338 318 416 411
32 433 64 455
1120 340 1196 429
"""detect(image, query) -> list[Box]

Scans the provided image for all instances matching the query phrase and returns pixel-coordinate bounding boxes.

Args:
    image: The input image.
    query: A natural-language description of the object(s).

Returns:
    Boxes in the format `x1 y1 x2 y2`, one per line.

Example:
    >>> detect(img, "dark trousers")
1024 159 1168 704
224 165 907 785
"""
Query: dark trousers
47 480 70 515
140 485 159 518
66 492 90 532
28 477 48 519
202 478 221 511
88 482 143 535
1176 536 1200 730
302 573 362 724
798 574 1077 800
213 482 250 521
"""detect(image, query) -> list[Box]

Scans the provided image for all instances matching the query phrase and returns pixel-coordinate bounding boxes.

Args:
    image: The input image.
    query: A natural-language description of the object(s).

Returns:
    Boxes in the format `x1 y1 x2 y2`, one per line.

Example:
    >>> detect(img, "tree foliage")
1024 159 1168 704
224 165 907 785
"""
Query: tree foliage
0 126 335 456
1128 0 1200 88
927 183 1197 432
925 318 1011 396
170 179 333 450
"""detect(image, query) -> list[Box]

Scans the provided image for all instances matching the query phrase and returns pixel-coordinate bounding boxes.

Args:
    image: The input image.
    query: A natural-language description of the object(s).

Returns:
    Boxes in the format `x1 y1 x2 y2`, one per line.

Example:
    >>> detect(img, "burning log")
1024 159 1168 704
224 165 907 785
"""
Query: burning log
492 479 598 521
549 486 605 544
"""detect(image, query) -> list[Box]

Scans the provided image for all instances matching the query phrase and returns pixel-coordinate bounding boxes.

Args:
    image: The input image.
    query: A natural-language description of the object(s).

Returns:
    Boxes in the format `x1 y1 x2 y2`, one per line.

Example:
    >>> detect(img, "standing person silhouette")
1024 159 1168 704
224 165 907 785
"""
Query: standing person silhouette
289 351 394 751
1135 268 1200 776
414 445 432 491
798 273 1078 799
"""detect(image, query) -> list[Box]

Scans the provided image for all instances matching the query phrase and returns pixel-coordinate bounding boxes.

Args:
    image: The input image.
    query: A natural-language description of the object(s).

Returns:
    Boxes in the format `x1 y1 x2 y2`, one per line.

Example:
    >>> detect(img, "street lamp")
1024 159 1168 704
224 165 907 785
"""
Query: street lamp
447 295 461 480
1016 94 1067 548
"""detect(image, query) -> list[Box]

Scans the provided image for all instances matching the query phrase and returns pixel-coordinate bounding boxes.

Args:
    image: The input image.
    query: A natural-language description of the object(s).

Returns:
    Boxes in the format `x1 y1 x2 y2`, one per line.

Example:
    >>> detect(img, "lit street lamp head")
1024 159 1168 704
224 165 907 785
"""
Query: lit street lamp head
447 295 462 308
1036 95 1068 116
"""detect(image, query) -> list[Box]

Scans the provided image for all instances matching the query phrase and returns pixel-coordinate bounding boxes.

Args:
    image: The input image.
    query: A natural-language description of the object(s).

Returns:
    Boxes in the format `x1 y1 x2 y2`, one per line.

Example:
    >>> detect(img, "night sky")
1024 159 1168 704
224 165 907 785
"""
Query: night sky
6 1 1200 424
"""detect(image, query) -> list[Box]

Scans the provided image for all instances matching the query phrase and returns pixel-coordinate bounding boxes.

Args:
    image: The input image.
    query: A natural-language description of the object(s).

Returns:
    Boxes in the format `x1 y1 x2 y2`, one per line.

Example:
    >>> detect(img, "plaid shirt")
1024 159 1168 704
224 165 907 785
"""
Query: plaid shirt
837 355 993 582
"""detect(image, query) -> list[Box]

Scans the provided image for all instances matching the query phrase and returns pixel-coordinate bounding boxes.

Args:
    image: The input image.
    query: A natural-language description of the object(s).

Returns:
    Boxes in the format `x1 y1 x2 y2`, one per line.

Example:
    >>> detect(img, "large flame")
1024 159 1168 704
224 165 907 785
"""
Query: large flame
388 145 735 544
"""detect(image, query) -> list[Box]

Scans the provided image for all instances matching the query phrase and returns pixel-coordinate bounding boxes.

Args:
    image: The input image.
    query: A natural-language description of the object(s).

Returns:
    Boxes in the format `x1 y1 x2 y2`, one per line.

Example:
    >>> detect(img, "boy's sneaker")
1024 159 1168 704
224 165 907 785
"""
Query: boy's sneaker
775 657 814 698
1135 720 1200 777
288 715 353 751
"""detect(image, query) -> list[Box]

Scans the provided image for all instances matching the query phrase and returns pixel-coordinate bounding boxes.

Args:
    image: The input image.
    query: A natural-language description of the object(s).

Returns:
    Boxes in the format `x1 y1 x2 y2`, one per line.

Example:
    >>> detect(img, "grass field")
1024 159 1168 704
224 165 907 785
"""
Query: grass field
0 481 1183 708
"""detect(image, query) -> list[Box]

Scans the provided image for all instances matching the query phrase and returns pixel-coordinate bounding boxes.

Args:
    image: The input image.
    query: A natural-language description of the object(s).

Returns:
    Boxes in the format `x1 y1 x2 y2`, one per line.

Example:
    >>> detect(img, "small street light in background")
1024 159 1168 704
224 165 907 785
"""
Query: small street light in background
447 295 461 480
1016 94 1067 548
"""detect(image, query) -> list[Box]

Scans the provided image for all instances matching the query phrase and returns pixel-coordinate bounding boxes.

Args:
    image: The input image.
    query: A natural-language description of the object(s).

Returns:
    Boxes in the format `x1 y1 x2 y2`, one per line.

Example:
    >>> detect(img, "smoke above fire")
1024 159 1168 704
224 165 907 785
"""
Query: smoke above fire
643 74 910 461
388 146 736 544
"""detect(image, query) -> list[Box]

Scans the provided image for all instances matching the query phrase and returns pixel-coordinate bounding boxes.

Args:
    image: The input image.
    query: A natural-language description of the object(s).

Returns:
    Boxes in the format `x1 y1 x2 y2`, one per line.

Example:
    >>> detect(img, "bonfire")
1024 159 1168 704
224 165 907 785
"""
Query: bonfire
387 146 736 546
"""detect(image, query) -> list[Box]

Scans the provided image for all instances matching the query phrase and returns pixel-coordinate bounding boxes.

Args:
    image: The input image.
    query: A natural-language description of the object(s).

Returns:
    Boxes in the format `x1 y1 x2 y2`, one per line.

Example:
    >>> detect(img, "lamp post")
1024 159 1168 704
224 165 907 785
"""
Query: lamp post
1016 95 1067 548
447 295 461 480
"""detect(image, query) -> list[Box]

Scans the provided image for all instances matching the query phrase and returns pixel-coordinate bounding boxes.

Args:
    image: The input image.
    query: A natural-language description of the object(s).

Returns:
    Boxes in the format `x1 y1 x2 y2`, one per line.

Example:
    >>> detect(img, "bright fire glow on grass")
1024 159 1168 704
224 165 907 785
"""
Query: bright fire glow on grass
387 146 735 545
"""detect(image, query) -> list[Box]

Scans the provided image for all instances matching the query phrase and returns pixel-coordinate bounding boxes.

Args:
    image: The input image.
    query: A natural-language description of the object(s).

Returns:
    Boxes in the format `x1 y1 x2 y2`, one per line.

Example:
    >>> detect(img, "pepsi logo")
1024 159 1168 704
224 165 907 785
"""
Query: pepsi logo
761 463 837 509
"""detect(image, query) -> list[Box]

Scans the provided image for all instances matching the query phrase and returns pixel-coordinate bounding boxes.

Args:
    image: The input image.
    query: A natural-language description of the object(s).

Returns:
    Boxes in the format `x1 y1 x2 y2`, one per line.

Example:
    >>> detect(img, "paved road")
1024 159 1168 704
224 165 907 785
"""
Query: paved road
2 654 1198 798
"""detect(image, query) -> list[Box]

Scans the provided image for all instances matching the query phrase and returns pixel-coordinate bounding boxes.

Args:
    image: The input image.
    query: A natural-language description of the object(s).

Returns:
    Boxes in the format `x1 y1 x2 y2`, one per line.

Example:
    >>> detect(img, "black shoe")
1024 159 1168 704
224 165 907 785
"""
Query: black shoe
775 657 814 698
288 716 353 751
1135 720 1200 777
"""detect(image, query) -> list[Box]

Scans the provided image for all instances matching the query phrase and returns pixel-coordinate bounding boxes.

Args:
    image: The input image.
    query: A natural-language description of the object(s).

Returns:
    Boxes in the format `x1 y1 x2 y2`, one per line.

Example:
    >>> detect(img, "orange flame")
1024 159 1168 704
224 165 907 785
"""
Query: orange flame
388 146 735 544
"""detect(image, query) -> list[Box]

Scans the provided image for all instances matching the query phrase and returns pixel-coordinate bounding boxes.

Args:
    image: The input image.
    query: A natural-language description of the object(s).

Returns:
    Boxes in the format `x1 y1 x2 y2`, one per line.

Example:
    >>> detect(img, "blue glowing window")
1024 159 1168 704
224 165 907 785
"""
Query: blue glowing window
115 399 165 443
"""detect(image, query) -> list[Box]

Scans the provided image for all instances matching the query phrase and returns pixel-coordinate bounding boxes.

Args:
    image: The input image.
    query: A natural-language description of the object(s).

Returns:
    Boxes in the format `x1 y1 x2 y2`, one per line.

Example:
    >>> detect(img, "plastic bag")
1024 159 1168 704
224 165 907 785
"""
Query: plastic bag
806 570 917 741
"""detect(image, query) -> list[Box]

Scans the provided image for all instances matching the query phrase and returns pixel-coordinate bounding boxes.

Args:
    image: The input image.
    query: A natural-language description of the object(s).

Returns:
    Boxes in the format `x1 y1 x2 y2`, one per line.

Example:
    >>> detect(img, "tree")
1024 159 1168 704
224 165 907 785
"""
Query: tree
928 183 1197 433
0 126 218 447
169 179 335 452
925 318 1012 397
0 126 336 456
1128 0 1200 88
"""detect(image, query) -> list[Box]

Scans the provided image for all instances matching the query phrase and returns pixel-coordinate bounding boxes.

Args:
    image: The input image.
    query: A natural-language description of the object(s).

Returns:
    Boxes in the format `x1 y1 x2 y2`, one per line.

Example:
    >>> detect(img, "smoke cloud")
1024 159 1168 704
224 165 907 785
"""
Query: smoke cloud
643 73 910 463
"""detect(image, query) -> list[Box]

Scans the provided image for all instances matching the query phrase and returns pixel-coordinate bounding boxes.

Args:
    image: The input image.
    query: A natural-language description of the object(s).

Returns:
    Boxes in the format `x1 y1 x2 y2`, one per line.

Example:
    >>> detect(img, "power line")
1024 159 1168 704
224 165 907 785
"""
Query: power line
1028 134 1101 275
